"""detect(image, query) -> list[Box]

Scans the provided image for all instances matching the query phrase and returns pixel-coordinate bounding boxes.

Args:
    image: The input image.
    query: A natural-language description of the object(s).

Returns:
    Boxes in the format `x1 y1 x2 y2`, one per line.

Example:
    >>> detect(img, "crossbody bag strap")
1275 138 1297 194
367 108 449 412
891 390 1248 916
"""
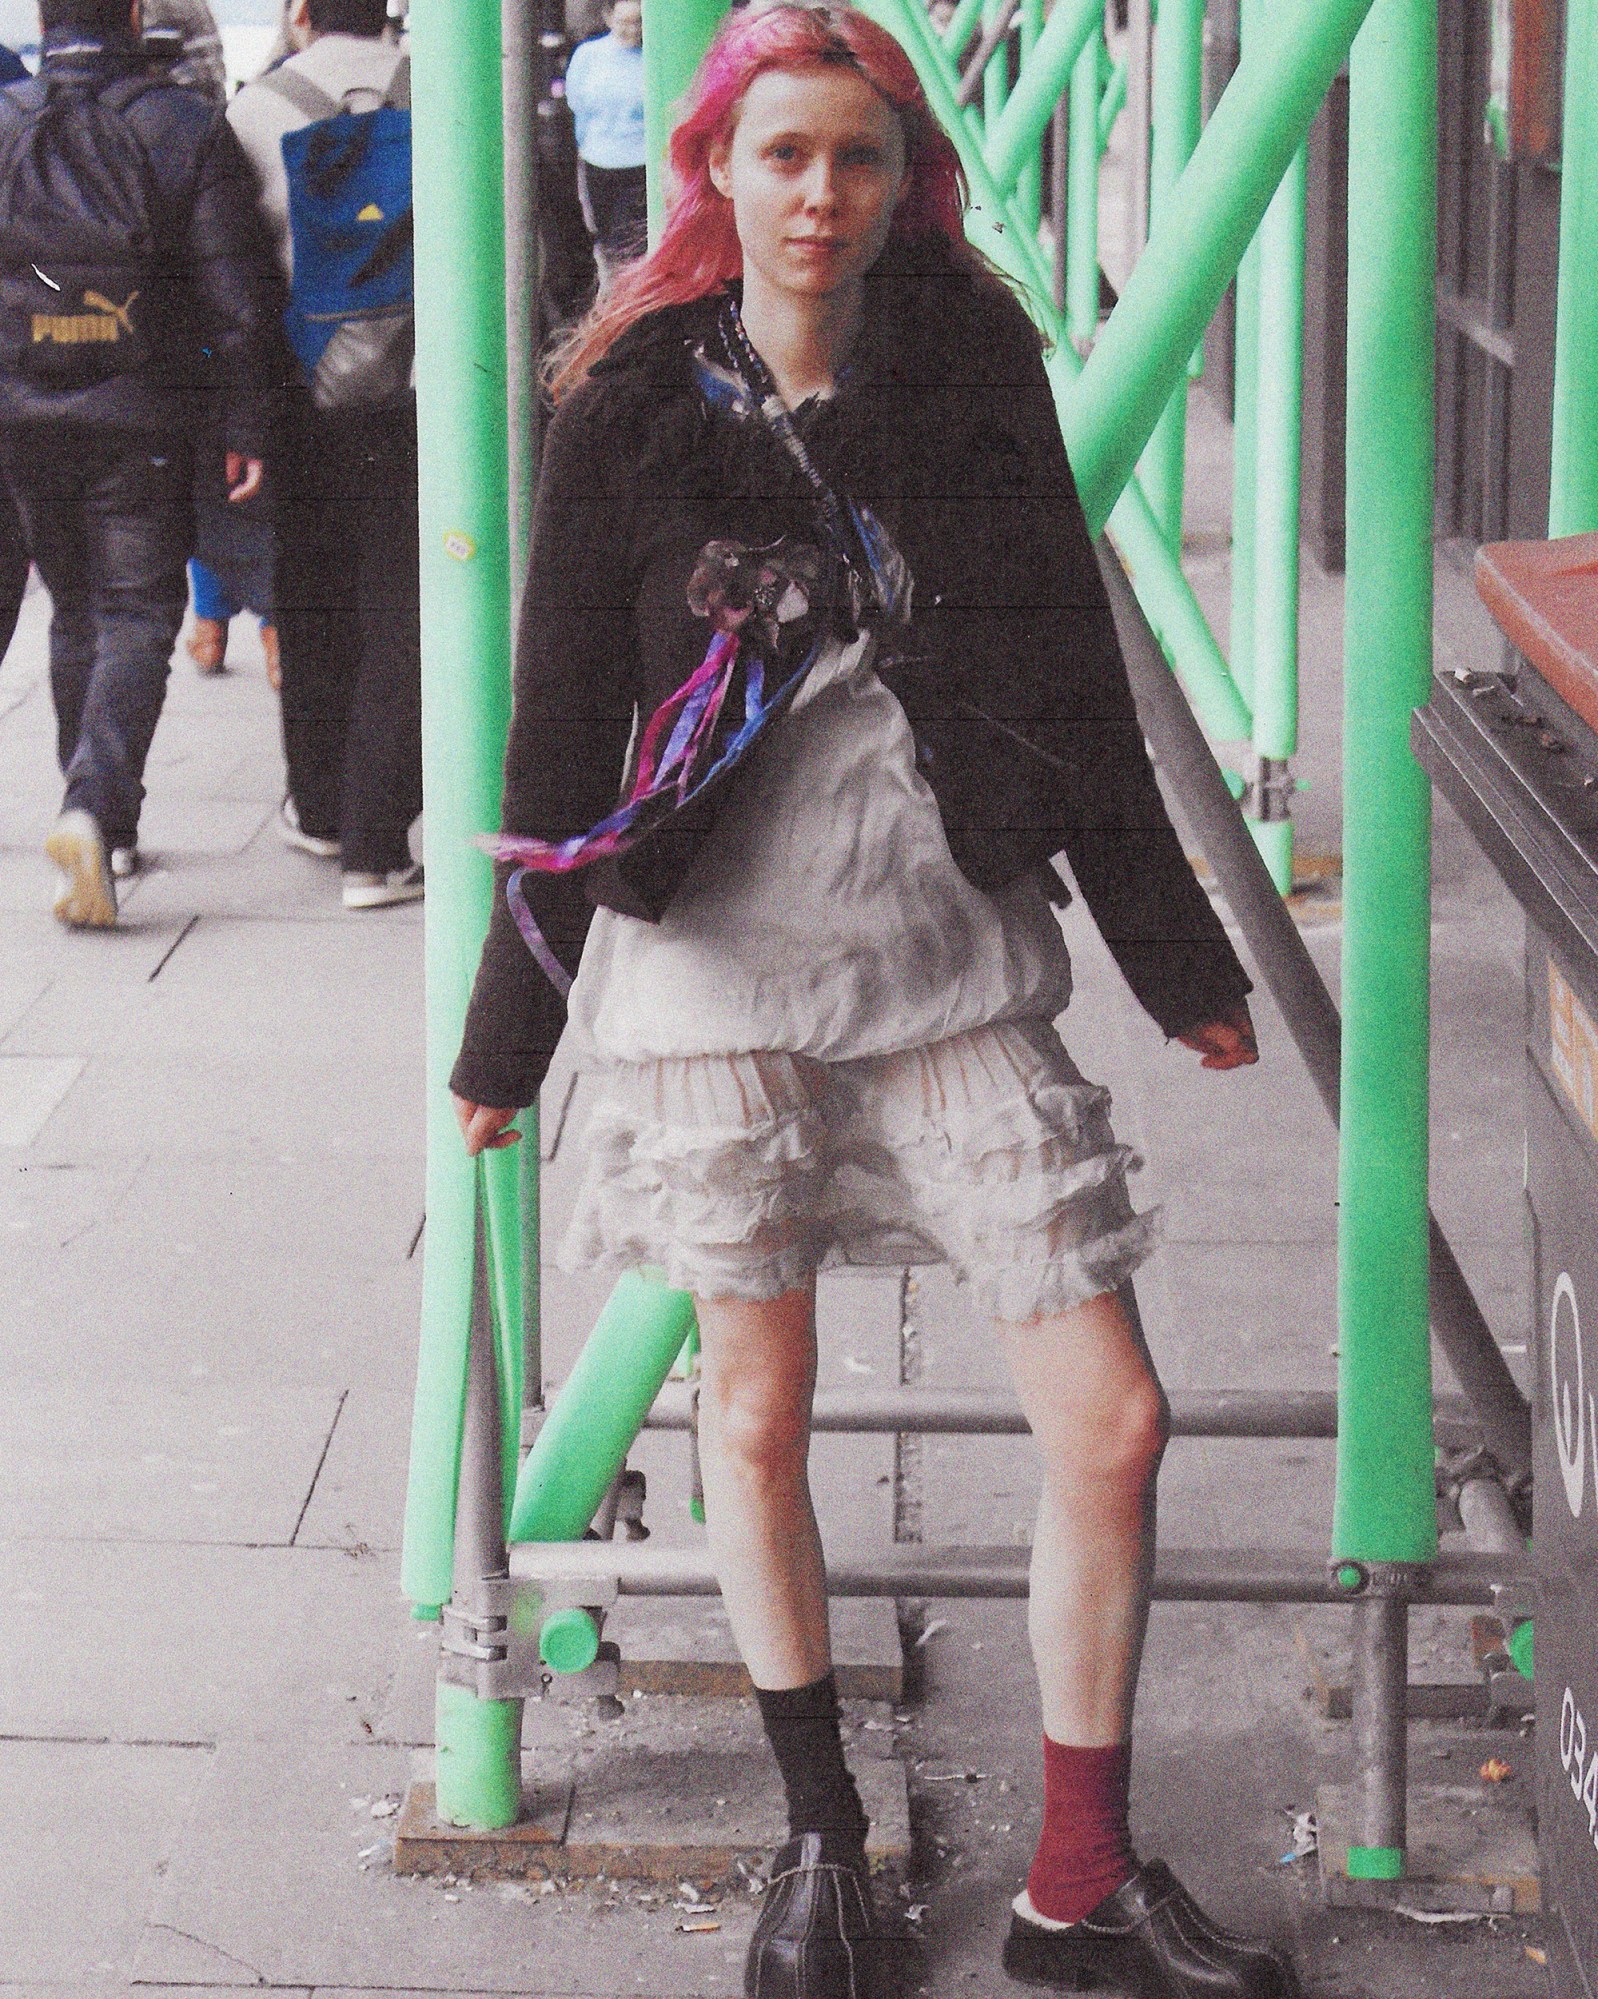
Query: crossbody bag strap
256 63 343 123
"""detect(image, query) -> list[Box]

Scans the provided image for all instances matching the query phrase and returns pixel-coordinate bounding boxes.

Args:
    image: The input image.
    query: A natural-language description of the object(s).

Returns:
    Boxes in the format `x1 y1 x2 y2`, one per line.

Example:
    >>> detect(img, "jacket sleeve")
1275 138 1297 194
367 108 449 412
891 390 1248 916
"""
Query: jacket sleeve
1025 356 1251 1036
947 305 1252 1040
183 109 287 460
449 387 642 1109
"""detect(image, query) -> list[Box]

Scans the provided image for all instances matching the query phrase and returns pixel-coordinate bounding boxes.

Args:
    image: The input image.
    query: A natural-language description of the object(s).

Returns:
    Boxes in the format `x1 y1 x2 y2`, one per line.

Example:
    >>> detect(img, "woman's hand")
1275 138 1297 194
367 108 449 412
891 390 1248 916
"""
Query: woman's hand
453 1095 521 1155
1176 1003 1258 1071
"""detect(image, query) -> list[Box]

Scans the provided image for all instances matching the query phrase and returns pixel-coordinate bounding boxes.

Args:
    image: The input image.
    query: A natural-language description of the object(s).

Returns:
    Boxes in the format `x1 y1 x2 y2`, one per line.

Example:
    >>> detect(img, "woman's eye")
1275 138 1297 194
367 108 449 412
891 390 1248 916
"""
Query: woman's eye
767 143 802 164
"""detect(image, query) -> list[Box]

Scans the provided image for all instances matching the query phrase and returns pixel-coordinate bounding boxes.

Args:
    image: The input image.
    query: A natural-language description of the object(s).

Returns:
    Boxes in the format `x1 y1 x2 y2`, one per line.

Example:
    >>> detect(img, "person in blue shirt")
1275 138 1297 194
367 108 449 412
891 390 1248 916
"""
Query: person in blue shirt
563 0 646 275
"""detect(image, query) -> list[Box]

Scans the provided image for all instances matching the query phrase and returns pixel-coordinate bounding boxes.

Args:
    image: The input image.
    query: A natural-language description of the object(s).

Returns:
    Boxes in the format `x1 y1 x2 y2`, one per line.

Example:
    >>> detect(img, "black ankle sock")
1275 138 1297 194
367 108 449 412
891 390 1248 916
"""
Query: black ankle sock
753 1670 869 1849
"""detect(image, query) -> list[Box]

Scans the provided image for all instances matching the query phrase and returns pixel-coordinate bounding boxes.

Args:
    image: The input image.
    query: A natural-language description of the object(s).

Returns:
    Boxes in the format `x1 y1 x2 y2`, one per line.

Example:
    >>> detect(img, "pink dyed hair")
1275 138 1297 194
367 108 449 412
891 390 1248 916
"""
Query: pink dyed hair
548 2 972 399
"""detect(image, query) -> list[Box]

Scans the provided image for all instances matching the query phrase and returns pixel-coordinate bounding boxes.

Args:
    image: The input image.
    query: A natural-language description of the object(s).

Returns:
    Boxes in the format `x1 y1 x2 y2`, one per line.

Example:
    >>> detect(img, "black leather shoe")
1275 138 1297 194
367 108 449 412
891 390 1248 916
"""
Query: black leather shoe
745 1831 893 1999
1001 1860 1302 1997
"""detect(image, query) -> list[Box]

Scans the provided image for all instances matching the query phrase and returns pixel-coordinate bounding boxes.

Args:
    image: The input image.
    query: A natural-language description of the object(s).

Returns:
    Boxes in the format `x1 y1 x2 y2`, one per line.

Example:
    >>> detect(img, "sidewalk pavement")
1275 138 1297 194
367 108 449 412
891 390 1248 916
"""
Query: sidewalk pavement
0 388 1555 1998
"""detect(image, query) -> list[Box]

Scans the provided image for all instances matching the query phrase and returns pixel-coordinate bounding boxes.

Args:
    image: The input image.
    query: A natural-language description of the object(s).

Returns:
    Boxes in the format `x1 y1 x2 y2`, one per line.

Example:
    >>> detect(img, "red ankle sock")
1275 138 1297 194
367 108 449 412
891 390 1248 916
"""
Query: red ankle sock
1025 1736 1138 1924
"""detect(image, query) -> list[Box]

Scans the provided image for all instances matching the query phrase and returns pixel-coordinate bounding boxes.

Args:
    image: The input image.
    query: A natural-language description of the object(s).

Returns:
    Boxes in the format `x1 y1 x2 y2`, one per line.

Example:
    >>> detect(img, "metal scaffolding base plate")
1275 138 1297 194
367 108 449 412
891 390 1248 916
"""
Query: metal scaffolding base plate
394 1769 574 1878
609 1597 903 1700
1316 1780 1540 1914
395 1749 909 1886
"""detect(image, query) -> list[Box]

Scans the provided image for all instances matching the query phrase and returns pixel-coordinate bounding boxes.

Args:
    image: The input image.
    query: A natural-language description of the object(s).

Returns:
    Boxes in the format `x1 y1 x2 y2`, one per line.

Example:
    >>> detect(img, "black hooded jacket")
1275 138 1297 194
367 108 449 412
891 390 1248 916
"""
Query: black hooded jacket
0 30 283 456
451 236 1250 1109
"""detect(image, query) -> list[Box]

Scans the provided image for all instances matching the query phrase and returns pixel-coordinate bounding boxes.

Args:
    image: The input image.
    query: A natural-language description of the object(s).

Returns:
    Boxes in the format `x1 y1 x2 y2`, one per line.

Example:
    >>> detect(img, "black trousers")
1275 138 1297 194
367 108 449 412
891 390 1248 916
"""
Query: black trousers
0 474 29 665
273 392 422 875
0 424 192 850
578 160 648 263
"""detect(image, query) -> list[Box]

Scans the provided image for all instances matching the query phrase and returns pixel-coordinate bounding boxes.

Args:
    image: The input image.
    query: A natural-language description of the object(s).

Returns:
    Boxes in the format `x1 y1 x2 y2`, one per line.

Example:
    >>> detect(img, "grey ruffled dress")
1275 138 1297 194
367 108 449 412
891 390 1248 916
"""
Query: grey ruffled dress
559 614 1158 1321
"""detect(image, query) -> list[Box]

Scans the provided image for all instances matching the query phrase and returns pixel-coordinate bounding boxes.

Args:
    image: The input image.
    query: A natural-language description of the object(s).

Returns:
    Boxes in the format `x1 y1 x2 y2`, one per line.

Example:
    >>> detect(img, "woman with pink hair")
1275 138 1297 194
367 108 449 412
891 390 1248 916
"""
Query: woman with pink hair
452 8 1293 1996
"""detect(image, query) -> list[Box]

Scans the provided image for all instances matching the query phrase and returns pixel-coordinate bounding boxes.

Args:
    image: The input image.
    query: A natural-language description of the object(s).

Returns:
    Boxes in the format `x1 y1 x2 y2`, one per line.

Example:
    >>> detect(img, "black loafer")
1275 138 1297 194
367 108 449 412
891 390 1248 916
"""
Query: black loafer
1001 1859 1302 1997
745 1831 894 1999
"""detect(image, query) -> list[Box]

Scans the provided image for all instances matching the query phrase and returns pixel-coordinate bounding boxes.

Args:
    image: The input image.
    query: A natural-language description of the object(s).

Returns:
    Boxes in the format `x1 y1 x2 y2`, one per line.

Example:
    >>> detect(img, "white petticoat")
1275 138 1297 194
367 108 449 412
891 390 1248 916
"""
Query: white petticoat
559 1016 1158 1322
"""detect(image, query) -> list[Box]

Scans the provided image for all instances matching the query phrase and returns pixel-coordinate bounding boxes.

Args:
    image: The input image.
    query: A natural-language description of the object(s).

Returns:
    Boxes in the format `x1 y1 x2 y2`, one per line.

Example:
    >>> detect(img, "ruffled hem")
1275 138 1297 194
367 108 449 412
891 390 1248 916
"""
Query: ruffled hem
557 1037 1157 1311
965 1207 1163 1323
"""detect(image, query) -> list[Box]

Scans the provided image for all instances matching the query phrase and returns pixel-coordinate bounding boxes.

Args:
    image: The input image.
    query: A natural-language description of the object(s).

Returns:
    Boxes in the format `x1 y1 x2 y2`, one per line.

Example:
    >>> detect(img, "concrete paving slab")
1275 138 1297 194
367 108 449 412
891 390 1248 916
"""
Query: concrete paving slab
28 1047 424 1162
0 1378 345 1544
2 907 199 988
0 1152 147 1251
0 1054 84 1144
0 1542 406 1743
113 1153 424 1272
0 1740 211 1985
133 1731 763 1995
294 1386 415 1553
1 1233 422 1389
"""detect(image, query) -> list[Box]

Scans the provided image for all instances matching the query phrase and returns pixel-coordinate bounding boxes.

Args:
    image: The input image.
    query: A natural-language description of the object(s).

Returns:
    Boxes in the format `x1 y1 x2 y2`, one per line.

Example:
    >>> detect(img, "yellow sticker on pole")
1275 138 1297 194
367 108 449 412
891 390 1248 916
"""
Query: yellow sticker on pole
443 529 477 563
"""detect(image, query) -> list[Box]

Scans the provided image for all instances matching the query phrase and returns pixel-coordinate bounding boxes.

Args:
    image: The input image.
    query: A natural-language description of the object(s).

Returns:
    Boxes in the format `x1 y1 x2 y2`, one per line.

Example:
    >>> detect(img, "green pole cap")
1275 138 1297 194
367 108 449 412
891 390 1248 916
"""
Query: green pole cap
1508 1618 1534 1681
1347 1844 1404 1881
540 1607 601 1675
412 1602 443 1623
1334 1563 1366 1593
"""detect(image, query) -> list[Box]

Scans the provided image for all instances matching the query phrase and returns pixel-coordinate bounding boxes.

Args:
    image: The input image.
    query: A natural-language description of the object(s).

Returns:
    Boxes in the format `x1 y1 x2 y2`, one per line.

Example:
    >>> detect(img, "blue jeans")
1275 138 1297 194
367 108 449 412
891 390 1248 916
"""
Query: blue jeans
0 426 193 851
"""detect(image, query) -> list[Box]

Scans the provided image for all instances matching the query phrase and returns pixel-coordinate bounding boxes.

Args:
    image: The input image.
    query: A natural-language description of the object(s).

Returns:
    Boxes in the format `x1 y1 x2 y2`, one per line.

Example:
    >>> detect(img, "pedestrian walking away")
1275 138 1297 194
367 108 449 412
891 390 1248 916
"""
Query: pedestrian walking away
564 0 647 280
0 0 280 926
228 0 424 913
449 7 1300 1996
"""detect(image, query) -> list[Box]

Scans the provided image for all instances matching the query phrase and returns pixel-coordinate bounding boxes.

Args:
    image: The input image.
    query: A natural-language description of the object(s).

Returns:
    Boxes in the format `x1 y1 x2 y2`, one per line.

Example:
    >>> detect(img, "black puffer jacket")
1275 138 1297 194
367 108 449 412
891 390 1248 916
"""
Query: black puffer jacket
0 31 283 457
452 235 1249 1109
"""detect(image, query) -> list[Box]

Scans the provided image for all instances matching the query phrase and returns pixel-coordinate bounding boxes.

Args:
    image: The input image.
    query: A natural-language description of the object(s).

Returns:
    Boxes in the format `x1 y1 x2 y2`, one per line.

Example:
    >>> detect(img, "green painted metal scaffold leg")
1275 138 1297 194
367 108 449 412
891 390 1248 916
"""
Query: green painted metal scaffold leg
1338 0 1440 1882
869 0 1251 744
1245 139 1306 895
1550 0 1598 537
436 1191 523 1829
403 0 518 1623
1065 12 1104 351
643 0 727 244
1138 0 1204 549
1065 0 1380 536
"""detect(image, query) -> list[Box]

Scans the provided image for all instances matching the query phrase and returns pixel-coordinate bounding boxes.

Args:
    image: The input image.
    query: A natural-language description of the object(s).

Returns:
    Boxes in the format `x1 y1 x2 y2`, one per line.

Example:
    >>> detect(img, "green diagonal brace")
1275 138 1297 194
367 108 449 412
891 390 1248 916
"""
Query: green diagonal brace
983 0 1101 196
1065 0 1379 534
863 0 1251 743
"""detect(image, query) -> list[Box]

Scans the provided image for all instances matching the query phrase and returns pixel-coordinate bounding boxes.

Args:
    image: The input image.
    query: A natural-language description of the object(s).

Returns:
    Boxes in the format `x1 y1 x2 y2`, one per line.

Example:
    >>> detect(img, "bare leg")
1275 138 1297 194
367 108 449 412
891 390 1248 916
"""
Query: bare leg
999 1285 1168 1743
694 1284 831 1690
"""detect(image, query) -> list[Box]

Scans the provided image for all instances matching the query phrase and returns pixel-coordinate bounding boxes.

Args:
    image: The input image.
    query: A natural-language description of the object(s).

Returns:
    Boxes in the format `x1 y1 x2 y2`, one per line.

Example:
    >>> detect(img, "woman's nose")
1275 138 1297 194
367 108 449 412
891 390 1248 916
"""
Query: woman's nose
799 157 840 211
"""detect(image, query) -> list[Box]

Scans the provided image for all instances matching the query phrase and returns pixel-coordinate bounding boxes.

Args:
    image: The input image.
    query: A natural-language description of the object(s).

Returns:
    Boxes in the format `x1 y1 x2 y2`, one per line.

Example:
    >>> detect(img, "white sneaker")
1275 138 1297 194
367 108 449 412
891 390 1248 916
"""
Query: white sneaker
278 797 341 859
45 809 117 928
342 863 424 910
110 845 140 879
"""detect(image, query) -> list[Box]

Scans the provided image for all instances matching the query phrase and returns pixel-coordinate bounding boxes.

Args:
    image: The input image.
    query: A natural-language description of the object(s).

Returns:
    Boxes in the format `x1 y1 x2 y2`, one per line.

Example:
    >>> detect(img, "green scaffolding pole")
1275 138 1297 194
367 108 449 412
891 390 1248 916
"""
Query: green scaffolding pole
643 0 728 244
1549 0 1598 537
1137 0 1204 549
1065 14 1103 350
1246 141 1306 895
403 0 517 1620
944 0 985 65
1338 0 1439 1880
1065 0 1379 537
1016 0 1044 236
863 0 1251 745
983 0 1011 131
984 0 1101 197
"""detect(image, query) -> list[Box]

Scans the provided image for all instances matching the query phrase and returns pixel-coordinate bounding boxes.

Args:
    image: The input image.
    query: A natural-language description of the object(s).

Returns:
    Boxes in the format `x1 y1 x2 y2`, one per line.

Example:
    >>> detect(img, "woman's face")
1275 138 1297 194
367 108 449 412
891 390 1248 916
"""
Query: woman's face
708 66 909 307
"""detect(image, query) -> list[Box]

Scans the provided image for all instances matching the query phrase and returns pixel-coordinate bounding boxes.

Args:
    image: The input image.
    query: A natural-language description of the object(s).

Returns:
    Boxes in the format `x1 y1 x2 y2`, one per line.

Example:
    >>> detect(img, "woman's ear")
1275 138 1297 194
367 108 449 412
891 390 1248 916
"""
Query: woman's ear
707 131 737 201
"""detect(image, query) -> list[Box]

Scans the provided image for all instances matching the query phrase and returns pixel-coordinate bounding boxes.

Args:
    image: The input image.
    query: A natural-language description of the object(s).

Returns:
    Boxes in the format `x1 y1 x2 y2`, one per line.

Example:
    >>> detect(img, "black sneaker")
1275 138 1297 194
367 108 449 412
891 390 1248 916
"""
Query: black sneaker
1001 1861 1302 1996
746 1831 894 1999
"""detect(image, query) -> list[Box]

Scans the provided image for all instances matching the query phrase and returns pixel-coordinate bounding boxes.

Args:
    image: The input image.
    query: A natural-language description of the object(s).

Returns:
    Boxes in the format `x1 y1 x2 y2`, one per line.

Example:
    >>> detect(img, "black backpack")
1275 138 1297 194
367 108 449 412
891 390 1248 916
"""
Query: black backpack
0 71 168 388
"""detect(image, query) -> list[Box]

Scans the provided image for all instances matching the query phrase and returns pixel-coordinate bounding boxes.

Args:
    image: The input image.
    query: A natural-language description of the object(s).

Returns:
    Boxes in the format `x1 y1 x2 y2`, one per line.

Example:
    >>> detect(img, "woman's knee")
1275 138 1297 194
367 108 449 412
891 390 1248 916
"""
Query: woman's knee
699 1369 813 1481
695 1288 817 1483
1046 1372 1169 1493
